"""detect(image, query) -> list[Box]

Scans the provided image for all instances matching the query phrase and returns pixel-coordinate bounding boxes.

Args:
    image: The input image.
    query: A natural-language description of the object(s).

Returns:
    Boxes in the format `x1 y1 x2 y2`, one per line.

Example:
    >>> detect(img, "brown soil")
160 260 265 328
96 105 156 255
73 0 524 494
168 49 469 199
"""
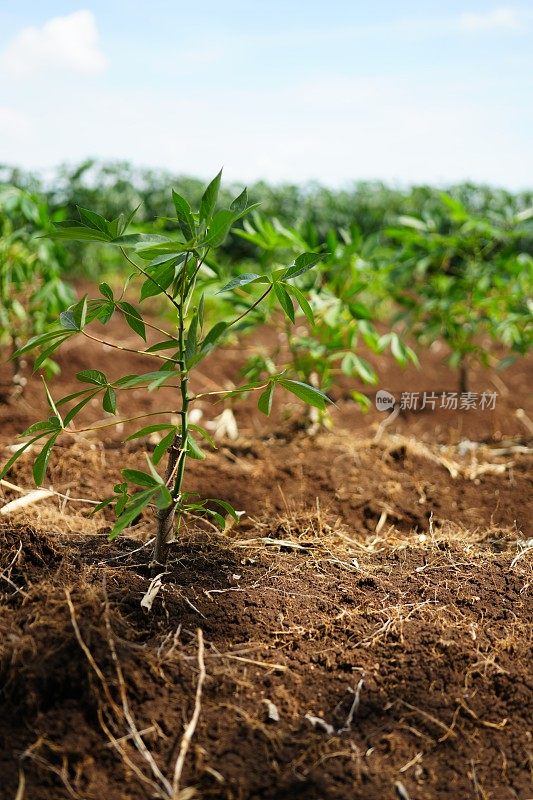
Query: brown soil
0 310 532 799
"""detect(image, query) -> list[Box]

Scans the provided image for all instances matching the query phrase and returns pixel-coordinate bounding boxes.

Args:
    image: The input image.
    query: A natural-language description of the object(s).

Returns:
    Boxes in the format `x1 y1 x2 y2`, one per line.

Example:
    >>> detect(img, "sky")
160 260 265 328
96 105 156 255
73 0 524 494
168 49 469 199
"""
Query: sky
0 1 532 189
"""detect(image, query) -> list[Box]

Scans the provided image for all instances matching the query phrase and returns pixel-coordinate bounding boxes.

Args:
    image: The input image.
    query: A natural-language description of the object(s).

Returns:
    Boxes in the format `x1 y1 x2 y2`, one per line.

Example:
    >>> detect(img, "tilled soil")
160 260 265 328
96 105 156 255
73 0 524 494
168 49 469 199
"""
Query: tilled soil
0 522 531 800
0 313 532 799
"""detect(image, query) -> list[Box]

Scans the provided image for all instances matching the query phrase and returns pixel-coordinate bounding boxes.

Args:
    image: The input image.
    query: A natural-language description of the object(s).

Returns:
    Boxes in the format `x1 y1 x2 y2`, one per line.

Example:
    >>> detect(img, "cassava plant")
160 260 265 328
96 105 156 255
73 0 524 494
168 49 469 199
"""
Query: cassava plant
0 187 74 394
233 213 417 428
383 194 532 392
0 172 329 569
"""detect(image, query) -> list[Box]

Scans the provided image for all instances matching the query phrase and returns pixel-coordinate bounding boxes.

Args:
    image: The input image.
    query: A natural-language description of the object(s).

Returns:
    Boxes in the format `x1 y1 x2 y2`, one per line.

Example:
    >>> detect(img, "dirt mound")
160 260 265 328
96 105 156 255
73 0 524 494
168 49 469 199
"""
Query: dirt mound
0 521 531 800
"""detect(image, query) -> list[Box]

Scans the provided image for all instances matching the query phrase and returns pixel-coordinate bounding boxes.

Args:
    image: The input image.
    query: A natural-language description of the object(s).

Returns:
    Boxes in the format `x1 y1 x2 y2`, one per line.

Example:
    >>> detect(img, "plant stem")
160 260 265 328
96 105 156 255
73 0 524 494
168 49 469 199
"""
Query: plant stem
226 285 272 329
152 435 180 569
11 335 26 398
459 357 468 394
152 257 190 570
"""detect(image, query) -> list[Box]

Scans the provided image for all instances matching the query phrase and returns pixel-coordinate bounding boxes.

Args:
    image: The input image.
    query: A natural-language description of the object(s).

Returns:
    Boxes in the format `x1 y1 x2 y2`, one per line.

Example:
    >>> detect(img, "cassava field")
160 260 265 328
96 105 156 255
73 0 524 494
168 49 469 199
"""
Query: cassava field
0 171 532 800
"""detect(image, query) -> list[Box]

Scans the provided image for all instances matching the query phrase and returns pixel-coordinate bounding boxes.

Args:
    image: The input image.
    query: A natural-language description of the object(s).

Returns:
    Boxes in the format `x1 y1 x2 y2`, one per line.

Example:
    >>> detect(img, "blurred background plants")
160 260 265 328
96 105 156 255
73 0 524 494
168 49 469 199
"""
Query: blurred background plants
0 187 74 395
1 161 531 409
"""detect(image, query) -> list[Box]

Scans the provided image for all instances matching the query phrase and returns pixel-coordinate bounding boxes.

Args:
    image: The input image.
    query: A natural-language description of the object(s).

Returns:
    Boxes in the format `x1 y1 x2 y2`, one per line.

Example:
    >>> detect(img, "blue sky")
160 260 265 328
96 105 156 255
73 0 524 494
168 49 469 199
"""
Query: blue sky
0 2 532 188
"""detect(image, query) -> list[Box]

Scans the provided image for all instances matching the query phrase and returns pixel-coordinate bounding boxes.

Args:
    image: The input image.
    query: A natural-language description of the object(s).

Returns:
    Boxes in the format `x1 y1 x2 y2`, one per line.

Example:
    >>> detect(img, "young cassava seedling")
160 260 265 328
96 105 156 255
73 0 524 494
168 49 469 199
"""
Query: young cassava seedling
1 172 329 569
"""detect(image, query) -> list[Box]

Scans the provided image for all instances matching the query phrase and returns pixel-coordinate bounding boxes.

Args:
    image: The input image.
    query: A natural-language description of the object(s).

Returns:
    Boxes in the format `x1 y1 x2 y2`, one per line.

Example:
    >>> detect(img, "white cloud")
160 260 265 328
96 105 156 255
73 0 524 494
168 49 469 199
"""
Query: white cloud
0 106 30 137
2 72 530 190
458 7 524 32
1 10 108 78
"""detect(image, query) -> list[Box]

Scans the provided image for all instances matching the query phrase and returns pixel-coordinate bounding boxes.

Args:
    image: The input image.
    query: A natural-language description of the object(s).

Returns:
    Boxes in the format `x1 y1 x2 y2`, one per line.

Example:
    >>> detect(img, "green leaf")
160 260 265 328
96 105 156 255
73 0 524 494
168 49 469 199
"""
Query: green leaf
351 391 372 411
115 371 178 389
283 252 324 280
121 469 160 488
200 170 222 224
126 423 176 441
230 188 248 215
52 224 111 242
258 382 275 415
97 302 115 325
0 433 51 480
219 273 266 293
198 293 205 330
210 498 240 521
109 489 157 540
60 296 88 332
33 343 64 372
278 379 331 410
103 387 117 414
348 302 372 320
205 209 234 247
284 283 314 325
91 496 115 514
172 190 196 240
274 283 295 322
155 484 173 510
63 391 99 426
77 369 108 385
139 260 179 301
145 339 179 353
76 206 110 235
186 435 206 460
185 313 198 366
203 509 226 528
119 302 146 341
111 233 169 246
13 329 69 358
201 321 227 350
153 429 177 465
345 354 377 384
21 418 61 436
42 378 62 425
145 455 164 484
99 282 114 300
33 433 60 485
189 423 216 449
